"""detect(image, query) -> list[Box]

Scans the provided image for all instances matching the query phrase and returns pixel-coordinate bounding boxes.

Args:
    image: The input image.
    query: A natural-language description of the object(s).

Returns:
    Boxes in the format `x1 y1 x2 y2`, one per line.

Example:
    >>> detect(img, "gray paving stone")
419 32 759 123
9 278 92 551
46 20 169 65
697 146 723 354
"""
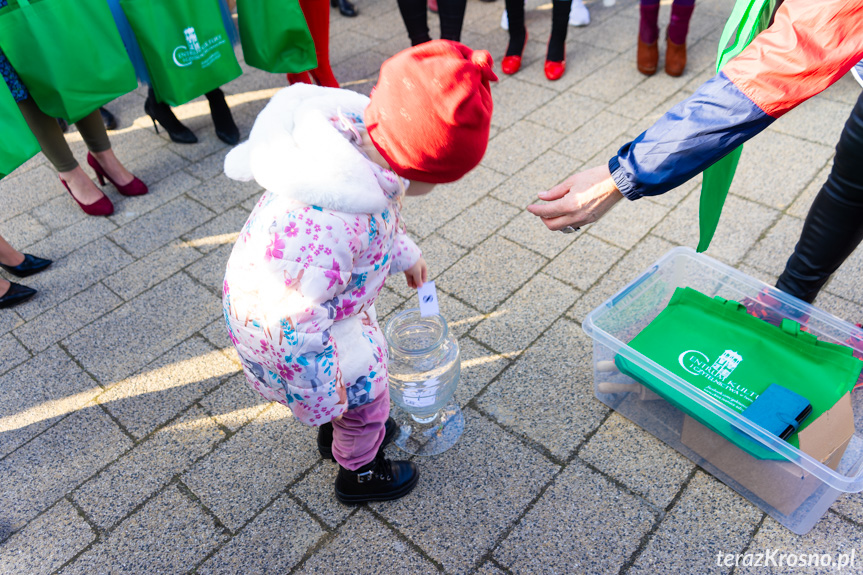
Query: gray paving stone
437 196 520 249
653 192 779 266
109 196 215 258
198 493 324 575
387 233 469 300
573 52 647 104
526 92 609 134
400 166 507 238
489 77 559 130
0 404 131 534
438 235 545 312
186 242 232 295
59 485 227 575
199 374 270 432
580 412 694 508
296 508 439 575
490 150 583 208
483 120 566 176
520 38 620 93
185 150 231 182
0 307 23 339
742 214 805 278
23 215 117 262
183 405 318 531
832 492 863 526
575 10 639 54
0 500 94 575
771 96 853 147
588 195 670 249
63 273 222 386
788 163 830 219
2 212 49 250
810 292 863 328
0 346 100 458
558 110 634 162
476 319 608 458
103 239 203 301
614 82 685 120
821 71 863 106
13 237 134 321
73 406 224 530
545 233 626 291
182 207 249 255
374 408 559 573
472 273 580 354
499 209 581 258
187 176 260 215
98 336 238 439
455 337 514 407
0 164 63 223
475 562 507 575
13 283 123 352
290 461 353 530
730 130 834 210
735 513 862 575
630 471 765 574
495 458 657 574
108 170 202 228
119 147 191 196
0 332 29 376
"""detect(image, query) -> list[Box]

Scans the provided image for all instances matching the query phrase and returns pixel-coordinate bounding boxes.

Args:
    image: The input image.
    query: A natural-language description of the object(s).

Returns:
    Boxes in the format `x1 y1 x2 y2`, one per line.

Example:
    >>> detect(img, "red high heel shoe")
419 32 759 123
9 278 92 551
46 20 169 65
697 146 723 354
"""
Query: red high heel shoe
86 152 148 196
544 45 566 81
59 177 114 216
287 72 313 85
501 29 528 75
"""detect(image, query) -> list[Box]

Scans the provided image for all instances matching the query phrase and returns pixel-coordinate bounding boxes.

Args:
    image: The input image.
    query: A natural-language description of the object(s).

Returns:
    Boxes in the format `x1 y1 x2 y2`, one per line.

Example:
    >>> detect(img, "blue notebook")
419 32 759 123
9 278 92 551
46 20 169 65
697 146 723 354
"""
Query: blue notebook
742 383 812 440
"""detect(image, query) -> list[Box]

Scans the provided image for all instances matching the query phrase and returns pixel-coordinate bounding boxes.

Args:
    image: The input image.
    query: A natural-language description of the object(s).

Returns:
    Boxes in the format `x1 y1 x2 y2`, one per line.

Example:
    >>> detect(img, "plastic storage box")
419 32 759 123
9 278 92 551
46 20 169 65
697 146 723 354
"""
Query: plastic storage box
582 247 863 534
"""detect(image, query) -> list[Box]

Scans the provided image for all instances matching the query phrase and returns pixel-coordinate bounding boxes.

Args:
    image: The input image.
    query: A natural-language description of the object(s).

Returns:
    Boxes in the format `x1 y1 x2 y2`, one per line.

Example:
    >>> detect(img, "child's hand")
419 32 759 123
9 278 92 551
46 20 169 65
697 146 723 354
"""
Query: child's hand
404 257 428 289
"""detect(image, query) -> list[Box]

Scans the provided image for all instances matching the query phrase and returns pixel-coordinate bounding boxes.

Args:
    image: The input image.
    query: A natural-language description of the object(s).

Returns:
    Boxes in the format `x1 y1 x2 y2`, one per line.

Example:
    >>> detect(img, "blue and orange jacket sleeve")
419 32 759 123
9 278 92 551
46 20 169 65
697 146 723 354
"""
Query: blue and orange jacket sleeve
610 0 863 200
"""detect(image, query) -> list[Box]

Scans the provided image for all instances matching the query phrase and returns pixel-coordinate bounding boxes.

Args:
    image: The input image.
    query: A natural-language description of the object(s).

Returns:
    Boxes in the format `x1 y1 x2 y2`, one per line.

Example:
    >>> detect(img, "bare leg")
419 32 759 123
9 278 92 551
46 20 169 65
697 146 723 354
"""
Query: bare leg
58 165 107 206
89 149 134 187
0 235 25 267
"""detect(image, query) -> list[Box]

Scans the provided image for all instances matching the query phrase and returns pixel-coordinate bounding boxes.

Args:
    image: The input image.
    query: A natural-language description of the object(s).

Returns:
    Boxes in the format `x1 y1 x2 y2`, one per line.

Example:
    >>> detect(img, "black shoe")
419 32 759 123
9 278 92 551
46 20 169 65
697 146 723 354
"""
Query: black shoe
0 254 52 278
331 0 358 17
206 88 240 146
57 118 69 133
335 453 419 504
318 416 398 461
0 282 37 309
144 89 198 144
99 106 118 130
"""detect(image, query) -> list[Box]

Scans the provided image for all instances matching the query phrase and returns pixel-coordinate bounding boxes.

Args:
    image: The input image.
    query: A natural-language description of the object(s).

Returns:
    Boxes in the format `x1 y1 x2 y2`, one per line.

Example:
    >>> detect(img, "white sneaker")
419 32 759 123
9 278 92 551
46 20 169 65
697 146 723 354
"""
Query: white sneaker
569 0 590 26
852 59 863 89
501 1 590 30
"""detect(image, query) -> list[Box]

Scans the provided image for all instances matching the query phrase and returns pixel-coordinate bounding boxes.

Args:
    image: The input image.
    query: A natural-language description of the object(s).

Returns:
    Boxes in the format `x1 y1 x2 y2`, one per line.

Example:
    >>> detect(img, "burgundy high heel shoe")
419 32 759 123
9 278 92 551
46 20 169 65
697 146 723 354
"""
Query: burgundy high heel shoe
59 177 114 216
86 152 148 196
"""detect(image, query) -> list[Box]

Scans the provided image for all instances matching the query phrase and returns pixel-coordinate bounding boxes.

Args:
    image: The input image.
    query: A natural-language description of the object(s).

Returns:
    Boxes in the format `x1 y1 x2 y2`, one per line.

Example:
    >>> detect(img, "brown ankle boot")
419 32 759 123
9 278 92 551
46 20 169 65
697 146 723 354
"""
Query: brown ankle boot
665 38 687 77
637 39 659 76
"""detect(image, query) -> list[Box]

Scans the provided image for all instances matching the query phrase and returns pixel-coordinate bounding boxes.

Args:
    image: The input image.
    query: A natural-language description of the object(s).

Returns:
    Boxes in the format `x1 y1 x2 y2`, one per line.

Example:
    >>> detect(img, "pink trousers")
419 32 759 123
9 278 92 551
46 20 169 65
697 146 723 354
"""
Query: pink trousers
332 387 391 470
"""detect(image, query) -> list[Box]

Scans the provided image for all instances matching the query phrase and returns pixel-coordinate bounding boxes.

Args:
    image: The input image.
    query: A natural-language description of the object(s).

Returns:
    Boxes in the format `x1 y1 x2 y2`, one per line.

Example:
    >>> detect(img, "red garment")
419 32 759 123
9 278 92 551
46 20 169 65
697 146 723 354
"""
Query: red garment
364 40 497 184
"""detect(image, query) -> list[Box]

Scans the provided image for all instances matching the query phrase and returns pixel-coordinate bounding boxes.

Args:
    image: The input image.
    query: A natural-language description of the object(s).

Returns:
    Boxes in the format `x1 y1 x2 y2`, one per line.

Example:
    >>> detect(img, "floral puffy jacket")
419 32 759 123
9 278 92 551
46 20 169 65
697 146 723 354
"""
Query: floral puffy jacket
222 84 420 426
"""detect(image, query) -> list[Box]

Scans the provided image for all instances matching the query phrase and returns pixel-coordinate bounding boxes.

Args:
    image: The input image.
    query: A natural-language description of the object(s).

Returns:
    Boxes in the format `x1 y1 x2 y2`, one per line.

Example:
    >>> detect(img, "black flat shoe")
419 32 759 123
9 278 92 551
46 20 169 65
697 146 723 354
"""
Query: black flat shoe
206 88 240 145
100 106 118 130
0 282 37 309
144 88 198 144
335 453 419 504
0 254 52 278
331 0 358 17
318 417 398 461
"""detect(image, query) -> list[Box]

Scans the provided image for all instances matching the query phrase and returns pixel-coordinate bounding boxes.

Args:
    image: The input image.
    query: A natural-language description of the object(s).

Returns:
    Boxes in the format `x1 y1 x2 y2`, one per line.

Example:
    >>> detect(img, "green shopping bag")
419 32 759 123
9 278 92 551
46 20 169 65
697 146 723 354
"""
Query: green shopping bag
237 0 317 74
120 0 242 107
615 287 861 460
697 0 777 252
0 80 40 180
0 0 138 123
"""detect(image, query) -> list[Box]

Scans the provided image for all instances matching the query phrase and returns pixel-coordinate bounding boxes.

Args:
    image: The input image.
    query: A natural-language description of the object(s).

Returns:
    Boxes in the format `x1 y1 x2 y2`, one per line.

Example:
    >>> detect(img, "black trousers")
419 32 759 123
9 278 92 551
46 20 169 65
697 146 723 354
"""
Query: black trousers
396 0 467 46
776 89 863 303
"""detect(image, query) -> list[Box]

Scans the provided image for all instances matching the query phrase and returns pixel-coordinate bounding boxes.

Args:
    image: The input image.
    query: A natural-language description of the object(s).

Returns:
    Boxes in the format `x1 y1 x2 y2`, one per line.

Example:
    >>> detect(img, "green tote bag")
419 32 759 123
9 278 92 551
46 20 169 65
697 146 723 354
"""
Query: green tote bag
237 0 317 74
0 0 138 123
615 287 862 460
120 0 242 107
0 80 40 180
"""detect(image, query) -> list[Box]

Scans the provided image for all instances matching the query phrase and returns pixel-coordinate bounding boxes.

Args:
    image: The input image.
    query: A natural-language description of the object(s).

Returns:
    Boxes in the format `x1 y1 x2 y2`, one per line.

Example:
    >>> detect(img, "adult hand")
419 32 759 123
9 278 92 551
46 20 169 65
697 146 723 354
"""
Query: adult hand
527 164 625 231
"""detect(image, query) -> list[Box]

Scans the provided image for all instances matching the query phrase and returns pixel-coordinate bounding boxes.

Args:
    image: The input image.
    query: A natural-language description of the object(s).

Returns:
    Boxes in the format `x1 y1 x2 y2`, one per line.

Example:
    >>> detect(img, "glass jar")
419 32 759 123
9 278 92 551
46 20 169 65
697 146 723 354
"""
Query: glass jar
385 309 463 455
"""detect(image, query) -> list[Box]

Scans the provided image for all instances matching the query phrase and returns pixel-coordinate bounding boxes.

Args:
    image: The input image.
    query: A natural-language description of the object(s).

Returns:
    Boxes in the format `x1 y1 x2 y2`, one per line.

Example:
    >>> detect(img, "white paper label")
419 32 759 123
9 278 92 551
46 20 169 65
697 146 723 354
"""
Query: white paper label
417 280 440 317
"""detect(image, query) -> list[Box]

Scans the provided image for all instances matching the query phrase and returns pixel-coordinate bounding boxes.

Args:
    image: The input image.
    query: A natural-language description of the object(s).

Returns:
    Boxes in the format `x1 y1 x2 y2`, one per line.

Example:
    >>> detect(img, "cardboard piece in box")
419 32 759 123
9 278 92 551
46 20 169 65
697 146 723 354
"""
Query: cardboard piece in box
681 393 854 516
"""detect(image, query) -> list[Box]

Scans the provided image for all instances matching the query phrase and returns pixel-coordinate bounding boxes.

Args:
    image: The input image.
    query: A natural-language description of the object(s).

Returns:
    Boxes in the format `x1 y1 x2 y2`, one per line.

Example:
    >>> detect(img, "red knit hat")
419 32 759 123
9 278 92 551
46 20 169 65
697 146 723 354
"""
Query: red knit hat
364 40 497 184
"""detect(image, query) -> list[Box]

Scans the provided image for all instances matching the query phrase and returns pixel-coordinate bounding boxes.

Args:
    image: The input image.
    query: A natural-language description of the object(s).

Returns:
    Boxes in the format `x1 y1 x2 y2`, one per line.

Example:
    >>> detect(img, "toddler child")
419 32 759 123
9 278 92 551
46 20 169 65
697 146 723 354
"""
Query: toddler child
222 40 496 503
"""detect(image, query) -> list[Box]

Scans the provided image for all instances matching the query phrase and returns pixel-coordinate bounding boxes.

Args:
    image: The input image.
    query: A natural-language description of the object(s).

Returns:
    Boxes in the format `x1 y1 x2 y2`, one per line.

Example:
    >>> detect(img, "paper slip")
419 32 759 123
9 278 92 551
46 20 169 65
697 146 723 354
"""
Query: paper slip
417 281 440 317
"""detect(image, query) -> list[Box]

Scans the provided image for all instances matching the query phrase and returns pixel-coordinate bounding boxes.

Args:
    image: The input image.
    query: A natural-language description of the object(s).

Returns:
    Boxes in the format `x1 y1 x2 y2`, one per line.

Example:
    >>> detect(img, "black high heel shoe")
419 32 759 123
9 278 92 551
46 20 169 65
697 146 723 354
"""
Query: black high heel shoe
331 0 358 17
0 254 52 278
206 88 240 146
100 106 118 130
144 89 198 144
0 281 36 309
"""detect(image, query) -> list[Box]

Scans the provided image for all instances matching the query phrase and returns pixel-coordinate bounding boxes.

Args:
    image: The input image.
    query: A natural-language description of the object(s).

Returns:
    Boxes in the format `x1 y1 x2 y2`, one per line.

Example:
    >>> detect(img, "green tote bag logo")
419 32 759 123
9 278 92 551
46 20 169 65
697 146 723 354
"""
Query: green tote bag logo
173 26 228 68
